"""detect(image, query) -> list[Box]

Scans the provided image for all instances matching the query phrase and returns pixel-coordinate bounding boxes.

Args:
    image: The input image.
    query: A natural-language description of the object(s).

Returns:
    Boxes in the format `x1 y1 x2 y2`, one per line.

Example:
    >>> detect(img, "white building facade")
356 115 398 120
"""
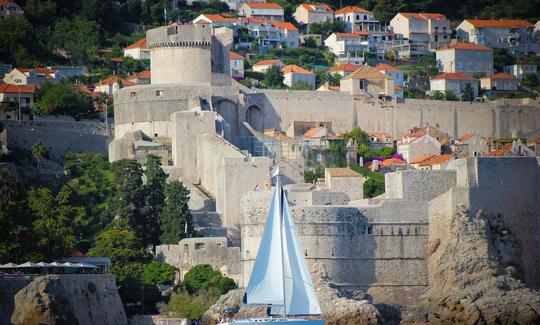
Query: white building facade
436 43 494 76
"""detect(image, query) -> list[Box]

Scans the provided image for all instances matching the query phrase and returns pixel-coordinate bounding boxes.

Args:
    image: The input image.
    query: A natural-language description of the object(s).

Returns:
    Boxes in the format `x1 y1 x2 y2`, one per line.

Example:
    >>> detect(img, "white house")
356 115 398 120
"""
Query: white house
126 70 151 85
3 68 56 86
390 12 451 51
374 64 404 86
193 14 237 28
328 63 360 77
0 0 23 20
503 64 537 80
429 72 479 98
479 73 518 91
456 19 537 54
324 32 369 65
229 52 245 78
397 134 441 163
293 3 334 28
223 0 265 12
236 18 298 49
436 43 494 76
93 76 138 96
252 59 284 73
0 84 36 110
334 6 375 33
340 65 394 97
123 38 150 60
239 2 284 21
282 65 316 89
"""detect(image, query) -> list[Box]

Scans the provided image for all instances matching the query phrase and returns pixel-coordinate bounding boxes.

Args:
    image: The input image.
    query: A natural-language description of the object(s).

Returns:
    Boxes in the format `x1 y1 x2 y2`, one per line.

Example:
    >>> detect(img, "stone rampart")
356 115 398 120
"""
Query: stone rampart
5 120 109 161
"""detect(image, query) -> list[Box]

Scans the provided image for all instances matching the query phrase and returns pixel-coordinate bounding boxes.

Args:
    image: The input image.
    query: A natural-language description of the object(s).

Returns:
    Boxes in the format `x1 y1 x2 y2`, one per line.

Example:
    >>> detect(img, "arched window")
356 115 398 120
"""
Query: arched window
364 15 367 20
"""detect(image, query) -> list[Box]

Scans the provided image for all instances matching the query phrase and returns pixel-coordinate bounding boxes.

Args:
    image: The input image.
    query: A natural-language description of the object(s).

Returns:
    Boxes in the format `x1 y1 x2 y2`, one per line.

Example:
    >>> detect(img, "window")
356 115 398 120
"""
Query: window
195 243 205 250
356 14 360 20
156 90 164 96
359 80 365 89
364 15 367 20
130 92 136 98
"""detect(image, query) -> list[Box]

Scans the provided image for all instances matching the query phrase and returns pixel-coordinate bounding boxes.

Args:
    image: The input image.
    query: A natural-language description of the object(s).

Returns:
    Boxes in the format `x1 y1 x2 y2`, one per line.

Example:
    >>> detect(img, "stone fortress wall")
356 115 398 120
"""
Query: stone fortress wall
238 158 540 306
117 24 540 308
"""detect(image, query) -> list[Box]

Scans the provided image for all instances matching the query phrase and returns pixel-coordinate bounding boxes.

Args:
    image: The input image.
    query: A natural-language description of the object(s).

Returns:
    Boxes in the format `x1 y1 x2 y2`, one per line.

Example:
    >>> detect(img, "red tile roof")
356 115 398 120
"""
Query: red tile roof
200 14 236 23
399 12 446 20
282 64 314 75
335 6 371 15
374 64 401 72
329 63 360 72
439 42 493 51
272 21 298 31
300 3 334 13
334 32 362 38
457 134 475 142
245 2 282 9
303 127 324 138
380 158 406 168
125 38 147 50
111 57 123 63
253 59 283 66
411 154 435 164
483 73 516 80
465 19 534 29
487 143 512 156
526 135 540 145
431 72 475 81
93 76 138 87
368 132 391 142
394 85 403 90
78 85 93 95
134 70 151 79
0 84 37 94
419 154 454 166
229 51 244 60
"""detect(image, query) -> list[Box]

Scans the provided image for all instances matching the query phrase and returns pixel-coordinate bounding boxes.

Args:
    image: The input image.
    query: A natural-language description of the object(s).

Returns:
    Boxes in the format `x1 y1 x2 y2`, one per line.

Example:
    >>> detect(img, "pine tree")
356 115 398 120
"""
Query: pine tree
160 181 192 244
142 154 167 247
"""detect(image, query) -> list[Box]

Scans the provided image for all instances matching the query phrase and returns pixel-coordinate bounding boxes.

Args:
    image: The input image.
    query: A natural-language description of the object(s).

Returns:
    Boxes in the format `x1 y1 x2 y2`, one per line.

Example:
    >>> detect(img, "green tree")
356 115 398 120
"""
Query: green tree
461 83 474 101
493 49 515 72
262 65 285 89
142 155 167 247
160 181 192 244
28 187 77 260
344 128 372 158
431 90 444 100
168 290 221 320
0 169 20 206
308 21 346 39
143 261 177 285
36 81 93 116
377 147 396 159
111 159 147 242
291 80 314 90
182 264 237 295
301 36 318 48
31 141 48 172
24 0 58 25
444 90 458 101
0 16 44 66
372 0 407 22
363 176 385 198
522 73 539 88
405 87 426 99
412 54 439 78
51 16 102 65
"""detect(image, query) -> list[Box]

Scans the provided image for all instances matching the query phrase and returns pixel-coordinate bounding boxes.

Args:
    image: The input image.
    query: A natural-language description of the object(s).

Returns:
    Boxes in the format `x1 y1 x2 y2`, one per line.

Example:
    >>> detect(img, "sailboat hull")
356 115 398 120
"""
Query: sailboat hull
221 319 324 324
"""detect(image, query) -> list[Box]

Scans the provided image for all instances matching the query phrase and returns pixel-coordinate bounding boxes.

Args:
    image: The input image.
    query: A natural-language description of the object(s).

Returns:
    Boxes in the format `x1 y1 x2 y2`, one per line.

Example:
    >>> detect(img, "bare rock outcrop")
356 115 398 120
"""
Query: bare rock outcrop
202 280 380 325
416 206 540 324
11 274 127 325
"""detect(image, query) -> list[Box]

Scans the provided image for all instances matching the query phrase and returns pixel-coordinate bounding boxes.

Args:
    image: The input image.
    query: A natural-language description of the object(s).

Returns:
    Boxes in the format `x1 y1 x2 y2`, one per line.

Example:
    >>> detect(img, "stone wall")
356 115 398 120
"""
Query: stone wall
4 274 126 325
246 91 540 138
5 120 109 162
155 237 241 284
0 276 32 325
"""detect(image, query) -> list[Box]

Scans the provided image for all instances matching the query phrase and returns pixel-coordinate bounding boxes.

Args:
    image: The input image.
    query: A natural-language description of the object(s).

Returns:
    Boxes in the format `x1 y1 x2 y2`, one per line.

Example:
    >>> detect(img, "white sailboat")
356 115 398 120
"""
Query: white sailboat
221 170 323 325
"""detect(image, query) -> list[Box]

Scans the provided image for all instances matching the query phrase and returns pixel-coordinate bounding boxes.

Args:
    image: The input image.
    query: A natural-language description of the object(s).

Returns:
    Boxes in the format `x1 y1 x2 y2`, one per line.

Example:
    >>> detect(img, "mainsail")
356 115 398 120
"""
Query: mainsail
243 175 321 316
243 179 284 306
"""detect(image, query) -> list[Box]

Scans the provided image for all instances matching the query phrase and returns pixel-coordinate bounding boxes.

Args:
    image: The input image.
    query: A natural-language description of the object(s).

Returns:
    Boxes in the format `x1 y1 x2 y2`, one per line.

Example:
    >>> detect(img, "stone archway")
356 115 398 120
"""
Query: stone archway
246 105 264 132
215 100 240 138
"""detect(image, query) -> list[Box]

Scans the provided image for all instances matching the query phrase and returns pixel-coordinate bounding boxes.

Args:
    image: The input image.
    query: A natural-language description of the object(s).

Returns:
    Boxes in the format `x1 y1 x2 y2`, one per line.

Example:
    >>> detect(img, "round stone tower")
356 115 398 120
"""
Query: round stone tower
147 23 213 85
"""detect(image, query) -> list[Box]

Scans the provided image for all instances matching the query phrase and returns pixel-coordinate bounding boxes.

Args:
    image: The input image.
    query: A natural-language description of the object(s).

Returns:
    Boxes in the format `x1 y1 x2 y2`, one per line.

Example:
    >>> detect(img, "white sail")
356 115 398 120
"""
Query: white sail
281 190 321 316
243 179 284 306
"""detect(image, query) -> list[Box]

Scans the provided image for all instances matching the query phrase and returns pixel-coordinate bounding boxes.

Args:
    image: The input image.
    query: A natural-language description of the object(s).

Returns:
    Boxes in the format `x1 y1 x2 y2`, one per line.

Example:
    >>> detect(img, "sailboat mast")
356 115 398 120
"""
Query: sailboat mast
277 174 287 317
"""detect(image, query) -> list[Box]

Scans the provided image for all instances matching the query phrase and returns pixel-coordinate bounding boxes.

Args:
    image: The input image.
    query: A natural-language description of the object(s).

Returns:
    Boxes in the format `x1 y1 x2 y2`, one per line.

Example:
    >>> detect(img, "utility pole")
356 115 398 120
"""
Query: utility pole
105 96 109 136
18 88 21 125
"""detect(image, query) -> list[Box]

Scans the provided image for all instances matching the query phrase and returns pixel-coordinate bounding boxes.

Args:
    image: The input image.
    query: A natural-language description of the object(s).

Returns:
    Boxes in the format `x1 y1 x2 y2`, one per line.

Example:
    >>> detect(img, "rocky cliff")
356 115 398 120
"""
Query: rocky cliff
202 280 381 325
10 274 127 325
410 206 540 324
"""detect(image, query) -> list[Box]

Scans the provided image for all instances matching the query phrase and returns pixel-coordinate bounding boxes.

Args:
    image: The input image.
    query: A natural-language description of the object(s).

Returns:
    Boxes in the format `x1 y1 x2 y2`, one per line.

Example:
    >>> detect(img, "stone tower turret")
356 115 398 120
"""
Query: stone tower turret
147 23 213 85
